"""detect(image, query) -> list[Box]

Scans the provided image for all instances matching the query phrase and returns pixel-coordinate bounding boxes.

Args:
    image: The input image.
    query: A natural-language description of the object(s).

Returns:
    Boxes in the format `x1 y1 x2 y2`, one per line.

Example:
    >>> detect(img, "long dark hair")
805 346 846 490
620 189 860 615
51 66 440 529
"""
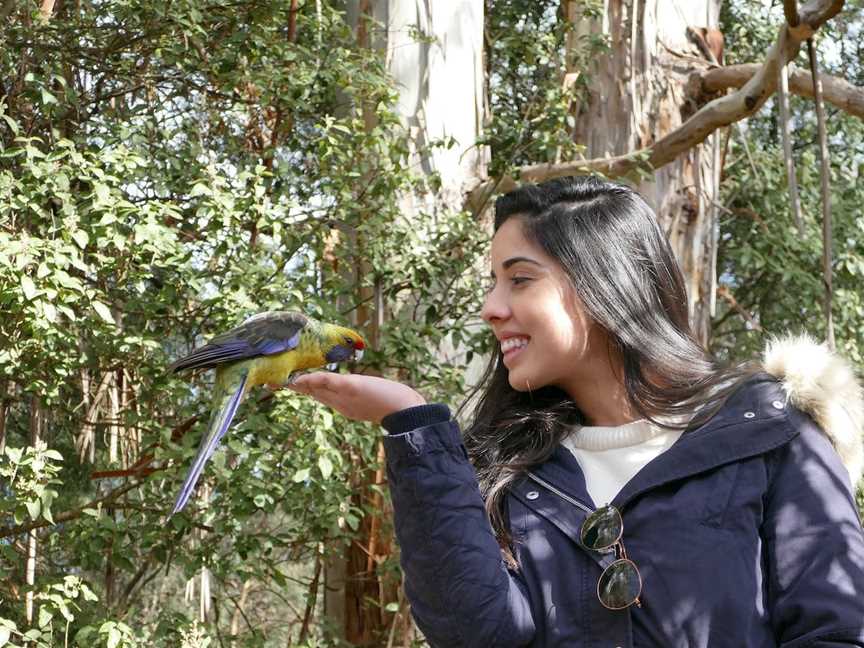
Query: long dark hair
460 175 757 562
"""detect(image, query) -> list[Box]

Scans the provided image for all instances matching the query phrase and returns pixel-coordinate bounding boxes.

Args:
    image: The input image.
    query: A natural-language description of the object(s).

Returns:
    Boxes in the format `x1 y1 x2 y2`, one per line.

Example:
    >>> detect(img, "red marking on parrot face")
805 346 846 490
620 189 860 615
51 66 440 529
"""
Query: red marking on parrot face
354 339 365 350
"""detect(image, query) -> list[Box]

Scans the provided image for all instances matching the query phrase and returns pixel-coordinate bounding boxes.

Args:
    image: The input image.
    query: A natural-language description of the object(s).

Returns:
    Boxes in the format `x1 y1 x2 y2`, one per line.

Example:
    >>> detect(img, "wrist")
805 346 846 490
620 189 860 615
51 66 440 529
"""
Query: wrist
381 403 450 434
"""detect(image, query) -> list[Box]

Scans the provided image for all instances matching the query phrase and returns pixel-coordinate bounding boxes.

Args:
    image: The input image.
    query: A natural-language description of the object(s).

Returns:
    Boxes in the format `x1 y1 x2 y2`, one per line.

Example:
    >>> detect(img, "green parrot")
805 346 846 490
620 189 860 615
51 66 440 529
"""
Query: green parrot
169 311 365 515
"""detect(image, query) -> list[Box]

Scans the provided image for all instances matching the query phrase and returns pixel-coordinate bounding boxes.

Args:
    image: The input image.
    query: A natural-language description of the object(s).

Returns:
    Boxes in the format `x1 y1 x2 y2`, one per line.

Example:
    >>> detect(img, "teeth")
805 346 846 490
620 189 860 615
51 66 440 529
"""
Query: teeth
501 337 529 353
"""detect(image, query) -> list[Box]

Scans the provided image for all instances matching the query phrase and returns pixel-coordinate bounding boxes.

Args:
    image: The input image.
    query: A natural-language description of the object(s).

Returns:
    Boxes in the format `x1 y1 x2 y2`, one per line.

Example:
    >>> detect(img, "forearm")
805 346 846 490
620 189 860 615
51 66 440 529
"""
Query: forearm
383 410 535 648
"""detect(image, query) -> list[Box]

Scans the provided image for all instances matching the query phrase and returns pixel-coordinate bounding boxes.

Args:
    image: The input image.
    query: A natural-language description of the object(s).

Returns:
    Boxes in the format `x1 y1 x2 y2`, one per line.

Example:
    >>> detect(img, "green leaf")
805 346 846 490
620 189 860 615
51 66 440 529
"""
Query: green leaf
21 275 37 300
107 626 122 648
93 182 111 205
291 468 310 483
38 605 53 629
42 301 57 323
1 114 19 136
91 301 114 324
71 230 89 249
318 455 333 479
25 499 41 520
40 88 58 105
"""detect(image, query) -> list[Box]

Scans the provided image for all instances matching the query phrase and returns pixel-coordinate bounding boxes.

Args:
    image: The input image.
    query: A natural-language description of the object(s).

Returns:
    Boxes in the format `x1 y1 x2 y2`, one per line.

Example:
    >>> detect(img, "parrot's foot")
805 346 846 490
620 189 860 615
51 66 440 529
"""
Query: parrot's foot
267 374 301 391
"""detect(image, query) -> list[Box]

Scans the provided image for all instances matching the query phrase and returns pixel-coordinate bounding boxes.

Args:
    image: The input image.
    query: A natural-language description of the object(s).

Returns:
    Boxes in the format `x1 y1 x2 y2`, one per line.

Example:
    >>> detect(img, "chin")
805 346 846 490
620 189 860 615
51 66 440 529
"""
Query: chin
508 372 539 392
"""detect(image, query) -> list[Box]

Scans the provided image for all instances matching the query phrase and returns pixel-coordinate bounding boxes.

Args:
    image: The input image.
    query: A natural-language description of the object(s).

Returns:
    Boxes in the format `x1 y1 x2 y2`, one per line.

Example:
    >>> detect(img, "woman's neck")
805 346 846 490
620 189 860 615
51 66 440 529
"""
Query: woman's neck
563 358 640 427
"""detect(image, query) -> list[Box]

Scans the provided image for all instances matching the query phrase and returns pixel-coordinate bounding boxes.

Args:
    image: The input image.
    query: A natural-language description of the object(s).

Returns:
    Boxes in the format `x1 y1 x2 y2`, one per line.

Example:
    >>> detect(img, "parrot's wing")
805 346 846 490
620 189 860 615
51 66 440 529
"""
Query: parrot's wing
171 369 249 515
171 311 309 373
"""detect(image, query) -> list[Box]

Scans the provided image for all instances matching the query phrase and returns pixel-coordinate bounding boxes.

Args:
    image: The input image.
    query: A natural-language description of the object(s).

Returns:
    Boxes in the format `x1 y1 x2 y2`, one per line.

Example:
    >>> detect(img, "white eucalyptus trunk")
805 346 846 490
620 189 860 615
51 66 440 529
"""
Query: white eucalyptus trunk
329 1 486 643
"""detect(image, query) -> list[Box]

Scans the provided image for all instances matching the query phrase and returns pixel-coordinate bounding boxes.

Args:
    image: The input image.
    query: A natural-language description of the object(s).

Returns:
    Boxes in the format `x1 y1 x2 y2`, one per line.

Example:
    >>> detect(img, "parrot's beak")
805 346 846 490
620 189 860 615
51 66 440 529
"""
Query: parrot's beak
354 348 364 362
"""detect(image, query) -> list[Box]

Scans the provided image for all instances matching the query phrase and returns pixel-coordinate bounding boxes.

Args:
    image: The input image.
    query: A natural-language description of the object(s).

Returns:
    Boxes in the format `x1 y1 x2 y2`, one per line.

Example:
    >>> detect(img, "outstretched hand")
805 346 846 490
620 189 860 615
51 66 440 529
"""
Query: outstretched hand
275 372 426 424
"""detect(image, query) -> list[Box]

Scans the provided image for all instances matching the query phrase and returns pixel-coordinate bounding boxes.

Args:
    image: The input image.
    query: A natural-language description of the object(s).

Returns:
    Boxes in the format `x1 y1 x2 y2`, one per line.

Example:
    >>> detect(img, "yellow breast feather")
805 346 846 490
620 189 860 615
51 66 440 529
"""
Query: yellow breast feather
248 341 326 387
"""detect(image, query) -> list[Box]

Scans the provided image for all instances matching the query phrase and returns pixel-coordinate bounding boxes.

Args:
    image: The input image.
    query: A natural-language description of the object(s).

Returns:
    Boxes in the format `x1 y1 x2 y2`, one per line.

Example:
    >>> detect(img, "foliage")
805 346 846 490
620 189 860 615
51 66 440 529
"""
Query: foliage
713 0 864 368
0 1 488 645
482 0 606 177
2 0 862 645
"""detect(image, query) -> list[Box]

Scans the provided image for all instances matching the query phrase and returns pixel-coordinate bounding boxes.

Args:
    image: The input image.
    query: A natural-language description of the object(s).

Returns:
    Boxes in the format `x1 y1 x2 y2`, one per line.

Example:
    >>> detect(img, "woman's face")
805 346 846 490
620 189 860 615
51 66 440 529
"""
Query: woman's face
481 217 609 396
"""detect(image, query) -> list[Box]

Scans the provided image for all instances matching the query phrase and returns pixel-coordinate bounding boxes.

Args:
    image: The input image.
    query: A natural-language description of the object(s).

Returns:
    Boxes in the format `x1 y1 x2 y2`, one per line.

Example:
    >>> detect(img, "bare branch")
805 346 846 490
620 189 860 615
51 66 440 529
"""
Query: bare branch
717 286 763 332
784 0 800 26
807 38 836 350
777 63 805 234
0 480 144 540
38 0 54 21
699 63 864 120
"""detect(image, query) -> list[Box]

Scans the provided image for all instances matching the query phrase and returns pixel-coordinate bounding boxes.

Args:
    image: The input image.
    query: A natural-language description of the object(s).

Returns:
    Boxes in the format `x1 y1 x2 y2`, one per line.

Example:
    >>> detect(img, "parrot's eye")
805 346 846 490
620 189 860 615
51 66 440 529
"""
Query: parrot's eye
344 336 354 347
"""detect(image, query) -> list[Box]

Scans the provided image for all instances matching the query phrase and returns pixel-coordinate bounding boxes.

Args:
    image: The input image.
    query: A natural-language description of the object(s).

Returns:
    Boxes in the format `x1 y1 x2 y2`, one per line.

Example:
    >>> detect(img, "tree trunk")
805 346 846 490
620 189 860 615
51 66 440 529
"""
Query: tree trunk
328 1 486 644
567 0 723 343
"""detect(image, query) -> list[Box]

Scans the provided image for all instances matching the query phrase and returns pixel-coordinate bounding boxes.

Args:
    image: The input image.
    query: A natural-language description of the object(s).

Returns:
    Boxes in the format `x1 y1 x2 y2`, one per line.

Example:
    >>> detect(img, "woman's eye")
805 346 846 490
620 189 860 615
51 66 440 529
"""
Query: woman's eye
511 276 531 286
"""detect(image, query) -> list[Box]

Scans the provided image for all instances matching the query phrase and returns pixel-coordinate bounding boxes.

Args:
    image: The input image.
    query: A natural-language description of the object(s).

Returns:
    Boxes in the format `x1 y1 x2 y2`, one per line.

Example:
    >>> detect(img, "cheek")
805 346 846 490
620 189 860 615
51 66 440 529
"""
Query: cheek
538 293 587 352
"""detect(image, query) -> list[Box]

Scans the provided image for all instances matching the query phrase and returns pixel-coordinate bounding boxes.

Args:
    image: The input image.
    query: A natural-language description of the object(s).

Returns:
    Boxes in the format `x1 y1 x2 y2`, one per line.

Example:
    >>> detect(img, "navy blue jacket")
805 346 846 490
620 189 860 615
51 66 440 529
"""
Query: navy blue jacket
382 375 864 647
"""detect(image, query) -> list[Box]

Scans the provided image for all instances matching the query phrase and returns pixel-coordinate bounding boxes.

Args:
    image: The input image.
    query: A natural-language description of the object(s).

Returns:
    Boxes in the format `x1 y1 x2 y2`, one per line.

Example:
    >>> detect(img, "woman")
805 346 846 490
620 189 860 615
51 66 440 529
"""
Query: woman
285 176 864 647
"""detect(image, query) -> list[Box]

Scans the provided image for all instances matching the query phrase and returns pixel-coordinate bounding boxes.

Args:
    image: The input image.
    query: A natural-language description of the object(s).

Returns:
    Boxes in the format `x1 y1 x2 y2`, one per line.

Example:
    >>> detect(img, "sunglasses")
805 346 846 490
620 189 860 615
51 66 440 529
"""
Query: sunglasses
580 505 642 610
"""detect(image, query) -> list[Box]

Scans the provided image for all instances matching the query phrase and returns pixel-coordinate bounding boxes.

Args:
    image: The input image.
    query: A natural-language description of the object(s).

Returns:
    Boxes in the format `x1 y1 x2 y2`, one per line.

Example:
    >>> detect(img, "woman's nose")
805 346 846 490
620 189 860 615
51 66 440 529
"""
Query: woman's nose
481 284 509 324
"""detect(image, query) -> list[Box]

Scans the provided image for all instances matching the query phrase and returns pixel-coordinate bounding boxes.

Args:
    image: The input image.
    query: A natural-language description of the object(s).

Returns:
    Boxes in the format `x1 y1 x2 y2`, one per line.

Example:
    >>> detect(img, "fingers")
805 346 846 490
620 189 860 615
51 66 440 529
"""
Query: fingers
287 372 340 394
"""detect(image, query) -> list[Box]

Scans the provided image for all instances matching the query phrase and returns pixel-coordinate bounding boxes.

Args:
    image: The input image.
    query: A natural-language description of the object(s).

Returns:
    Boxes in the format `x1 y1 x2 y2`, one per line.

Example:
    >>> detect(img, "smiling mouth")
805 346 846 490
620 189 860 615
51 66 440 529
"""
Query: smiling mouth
501 336 529 359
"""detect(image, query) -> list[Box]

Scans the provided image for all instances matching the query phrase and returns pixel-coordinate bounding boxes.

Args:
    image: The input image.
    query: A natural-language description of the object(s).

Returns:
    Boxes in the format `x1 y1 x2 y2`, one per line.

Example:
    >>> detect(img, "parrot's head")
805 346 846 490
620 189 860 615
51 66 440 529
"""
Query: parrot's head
322 325 366 365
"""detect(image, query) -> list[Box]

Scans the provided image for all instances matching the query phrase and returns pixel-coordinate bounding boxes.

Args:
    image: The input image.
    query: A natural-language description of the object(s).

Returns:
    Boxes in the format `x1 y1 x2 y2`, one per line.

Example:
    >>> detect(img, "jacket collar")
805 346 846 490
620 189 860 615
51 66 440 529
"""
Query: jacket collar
518 374 797 514
762 333 863 485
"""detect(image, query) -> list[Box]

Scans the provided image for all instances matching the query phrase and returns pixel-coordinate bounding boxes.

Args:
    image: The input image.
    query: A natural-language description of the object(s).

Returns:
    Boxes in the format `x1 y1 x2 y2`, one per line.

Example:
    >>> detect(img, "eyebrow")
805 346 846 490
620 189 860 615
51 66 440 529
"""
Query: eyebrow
490 256 544 277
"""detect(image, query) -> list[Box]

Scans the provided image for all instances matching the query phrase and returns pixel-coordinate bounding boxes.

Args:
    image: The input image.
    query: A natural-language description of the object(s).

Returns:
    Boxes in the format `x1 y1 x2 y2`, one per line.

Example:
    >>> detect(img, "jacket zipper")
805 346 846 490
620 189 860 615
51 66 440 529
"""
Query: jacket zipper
526 471 594 514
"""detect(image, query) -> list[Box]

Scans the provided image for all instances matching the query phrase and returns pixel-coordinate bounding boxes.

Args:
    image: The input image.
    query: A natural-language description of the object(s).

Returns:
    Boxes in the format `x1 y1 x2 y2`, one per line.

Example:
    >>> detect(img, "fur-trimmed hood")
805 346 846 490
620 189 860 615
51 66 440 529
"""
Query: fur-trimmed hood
763 334 864 486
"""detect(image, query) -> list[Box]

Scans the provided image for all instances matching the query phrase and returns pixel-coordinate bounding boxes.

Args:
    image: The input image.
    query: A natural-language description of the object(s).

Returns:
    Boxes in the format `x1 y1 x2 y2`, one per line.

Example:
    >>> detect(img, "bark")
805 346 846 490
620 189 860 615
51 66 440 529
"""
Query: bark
554 0 724 342
298 554 321 644
698 63 864 119
510 0 845 187
25 397 41 624
38 0 54 20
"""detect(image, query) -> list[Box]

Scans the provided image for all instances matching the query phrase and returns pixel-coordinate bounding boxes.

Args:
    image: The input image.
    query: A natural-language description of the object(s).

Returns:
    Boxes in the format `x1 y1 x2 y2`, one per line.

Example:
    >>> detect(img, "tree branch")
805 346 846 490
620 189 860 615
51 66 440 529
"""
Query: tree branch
777 62 805 234
698 63 864 119
0 480 144 539
717 286 763 332
807 38 836 350
784 0 800 26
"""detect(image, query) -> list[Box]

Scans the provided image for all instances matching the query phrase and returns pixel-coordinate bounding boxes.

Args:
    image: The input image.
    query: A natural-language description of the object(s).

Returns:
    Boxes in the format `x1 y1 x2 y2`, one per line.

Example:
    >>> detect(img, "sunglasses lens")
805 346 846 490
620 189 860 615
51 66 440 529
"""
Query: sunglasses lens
581 505 623 551
597 559 642 610
598 559 642 610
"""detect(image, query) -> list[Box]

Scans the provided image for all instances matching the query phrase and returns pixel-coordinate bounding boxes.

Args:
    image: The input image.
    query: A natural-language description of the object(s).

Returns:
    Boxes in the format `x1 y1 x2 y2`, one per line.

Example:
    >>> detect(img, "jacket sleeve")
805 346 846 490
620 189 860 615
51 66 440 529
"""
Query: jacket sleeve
381 407 536 648
764 407 864 647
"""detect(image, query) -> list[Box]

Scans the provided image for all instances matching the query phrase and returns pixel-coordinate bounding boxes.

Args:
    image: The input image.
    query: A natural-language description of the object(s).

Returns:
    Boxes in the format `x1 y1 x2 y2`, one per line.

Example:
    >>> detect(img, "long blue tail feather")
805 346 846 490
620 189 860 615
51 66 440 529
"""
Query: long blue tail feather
171 370 248 516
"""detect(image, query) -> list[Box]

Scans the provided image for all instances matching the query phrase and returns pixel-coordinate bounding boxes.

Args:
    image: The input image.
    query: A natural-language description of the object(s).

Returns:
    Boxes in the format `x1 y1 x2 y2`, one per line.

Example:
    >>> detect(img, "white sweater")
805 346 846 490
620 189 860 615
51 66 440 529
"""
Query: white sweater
560 419 685 507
